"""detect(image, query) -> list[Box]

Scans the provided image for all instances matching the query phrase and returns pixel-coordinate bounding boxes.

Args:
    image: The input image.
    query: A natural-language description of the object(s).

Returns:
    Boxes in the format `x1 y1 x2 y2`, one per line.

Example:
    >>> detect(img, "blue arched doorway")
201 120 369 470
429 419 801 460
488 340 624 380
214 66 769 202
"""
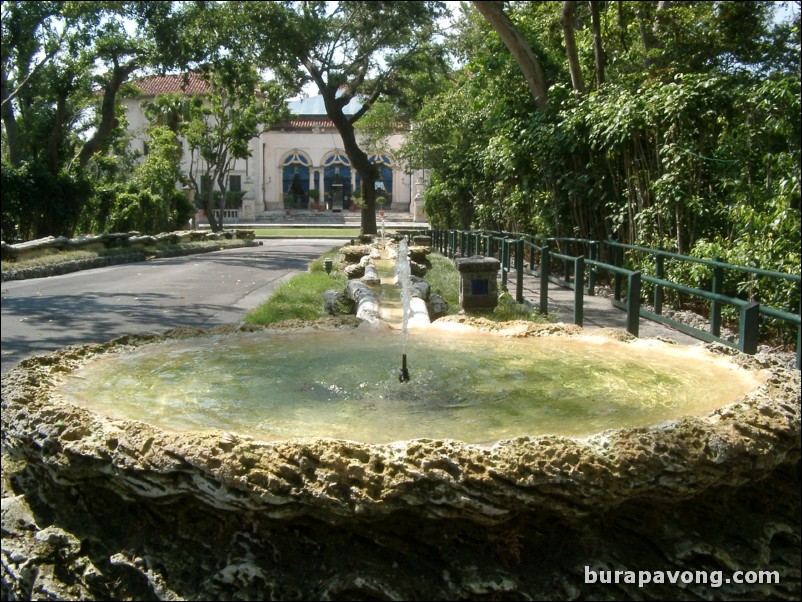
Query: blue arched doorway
322 150 352 210
281 150 312 209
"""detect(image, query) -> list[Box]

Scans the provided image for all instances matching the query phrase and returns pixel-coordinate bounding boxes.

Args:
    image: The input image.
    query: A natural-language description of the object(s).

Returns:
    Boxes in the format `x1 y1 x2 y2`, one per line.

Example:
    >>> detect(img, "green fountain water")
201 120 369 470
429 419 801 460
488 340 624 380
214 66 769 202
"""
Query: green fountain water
54 239 761 444
58 326 759 443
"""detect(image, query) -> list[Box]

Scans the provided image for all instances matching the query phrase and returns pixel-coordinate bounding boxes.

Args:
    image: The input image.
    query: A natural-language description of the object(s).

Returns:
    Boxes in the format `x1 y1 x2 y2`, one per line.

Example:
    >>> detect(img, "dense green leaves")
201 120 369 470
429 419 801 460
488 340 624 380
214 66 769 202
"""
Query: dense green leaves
2 0 799 314
1 0 198 238
179 64 287 232
400 1 800 327
1 161 91 240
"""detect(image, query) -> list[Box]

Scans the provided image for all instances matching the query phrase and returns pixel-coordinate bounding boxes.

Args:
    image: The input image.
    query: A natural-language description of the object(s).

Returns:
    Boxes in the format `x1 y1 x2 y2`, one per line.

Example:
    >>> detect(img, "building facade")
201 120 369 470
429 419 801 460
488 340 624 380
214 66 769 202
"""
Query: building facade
122 74 426 221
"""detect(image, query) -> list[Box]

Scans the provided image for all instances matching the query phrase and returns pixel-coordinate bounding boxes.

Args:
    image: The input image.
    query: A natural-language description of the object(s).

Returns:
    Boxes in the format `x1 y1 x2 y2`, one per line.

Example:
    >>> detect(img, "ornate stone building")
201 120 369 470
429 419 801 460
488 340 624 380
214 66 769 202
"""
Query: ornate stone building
122 73 425 222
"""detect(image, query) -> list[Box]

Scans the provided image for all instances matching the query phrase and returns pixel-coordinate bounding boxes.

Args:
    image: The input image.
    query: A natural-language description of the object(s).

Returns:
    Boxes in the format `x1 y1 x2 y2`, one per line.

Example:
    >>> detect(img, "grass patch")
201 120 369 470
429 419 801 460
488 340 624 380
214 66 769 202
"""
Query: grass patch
243 272 344 324
2 249 108 272
493 292 550 323
246 247 550 326
251 227 360 238
1 240 247 273
425 253 461 313
245 247 347 325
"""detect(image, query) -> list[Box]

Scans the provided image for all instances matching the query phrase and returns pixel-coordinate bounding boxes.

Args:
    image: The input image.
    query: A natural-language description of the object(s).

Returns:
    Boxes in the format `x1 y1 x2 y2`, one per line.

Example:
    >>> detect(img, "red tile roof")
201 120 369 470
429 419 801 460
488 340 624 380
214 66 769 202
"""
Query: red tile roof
131 72 211 97
272 119 336 130
130 75 341 131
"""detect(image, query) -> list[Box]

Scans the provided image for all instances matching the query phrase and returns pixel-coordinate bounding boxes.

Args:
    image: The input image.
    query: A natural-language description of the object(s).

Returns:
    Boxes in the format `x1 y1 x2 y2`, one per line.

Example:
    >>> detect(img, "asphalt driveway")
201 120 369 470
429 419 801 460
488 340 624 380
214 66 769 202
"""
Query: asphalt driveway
1 238 345 373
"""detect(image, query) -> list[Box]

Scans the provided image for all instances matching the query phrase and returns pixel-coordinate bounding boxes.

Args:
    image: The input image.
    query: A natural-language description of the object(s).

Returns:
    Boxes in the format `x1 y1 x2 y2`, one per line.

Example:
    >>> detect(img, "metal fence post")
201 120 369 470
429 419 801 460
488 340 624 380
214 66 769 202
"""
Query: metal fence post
627 270 641 337
797 296 801 370
739 302 759 355
797 292 801 370
587 241 598 296
654 254 665 315
501 239 509 290
540 244 550 315
574 255 585 326
529 238 536 271
515 239 524 304
711 257 723 337
612 240 623 302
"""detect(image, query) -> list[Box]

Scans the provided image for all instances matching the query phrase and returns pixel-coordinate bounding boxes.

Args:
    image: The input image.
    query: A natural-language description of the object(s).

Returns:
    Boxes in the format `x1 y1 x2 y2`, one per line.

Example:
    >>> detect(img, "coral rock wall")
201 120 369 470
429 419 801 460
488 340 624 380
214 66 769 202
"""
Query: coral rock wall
2 325 800 601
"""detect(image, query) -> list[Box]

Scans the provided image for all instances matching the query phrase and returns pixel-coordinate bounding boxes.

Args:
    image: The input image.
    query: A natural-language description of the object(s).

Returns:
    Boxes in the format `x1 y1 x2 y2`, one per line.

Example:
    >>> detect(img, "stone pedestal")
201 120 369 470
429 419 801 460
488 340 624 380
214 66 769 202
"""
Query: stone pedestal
241 198 256 221
455 255 500 311
412 193 426 222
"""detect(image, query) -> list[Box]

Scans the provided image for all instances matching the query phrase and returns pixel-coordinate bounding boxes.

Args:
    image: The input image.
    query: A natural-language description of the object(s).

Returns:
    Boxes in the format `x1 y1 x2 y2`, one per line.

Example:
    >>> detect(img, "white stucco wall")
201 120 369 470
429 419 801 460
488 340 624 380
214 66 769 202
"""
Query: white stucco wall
260 129 414 212
124 97 421 217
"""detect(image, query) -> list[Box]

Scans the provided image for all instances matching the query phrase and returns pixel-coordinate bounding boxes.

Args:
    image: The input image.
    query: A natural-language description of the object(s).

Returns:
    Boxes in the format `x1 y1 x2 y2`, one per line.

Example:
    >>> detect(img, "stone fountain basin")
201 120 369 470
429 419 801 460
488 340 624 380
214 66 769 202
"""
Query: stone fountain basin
2 318 800 600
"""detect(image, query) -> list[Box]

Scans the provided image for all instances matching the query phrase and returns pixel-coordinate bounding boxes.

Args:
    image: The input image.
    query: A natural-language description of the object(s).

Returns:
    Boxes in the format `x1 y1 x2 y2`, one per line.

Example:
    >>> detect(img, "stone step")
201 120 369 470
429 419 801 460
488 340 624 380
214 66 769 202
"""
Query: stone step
252 210 415 225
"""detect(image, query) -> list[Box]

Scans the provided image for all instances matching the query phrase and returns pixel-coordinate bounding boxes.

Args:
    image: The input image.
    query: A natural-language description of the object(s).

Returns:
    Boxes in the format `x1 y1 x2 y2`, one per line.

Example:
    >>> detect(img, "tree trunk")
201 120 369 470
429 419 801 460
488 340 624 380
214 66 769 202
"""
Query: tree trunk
562 1 585 94
319 86 378 235
637 1 672 69
636 3 656 67
216 172 229 232
47 90 69 176
202 188 221 232
76 59 137 171
617 1 627 46
472 1 549 110
1 64 21 166
589 1 605 87
654 1 672 39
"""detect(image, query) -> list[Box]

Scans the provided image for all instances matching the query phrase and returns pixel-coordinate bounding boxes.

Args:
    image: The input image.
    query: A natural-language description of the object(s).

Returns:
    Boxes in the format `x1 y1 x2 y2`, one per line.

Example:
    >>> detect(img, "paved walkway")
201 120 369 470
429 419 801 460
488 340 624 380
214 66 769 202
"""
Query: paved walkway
510 269 704 346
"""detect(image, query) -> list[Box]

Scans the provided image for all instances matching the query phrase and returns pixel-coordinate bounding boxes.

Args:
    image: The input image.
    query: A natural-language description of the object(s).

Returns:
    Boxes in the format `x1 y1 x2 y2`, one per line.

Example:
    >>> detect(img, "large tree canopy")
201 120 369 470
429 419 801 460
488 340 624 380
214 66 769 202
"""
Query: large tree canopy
1 0 192 238
231 0 449 235
1 1 188 173
402 0 799 316
2 0 799 302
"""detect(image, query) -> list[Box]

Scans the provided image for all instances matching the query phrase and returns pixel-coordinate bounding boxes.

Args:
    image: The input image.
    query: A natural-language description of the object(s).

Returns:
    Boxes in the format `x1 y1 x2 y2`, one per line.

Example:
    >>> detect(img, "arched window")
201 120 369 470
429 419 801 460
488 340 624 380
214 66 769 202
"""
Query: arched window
281 150 312 208
322 150 352 206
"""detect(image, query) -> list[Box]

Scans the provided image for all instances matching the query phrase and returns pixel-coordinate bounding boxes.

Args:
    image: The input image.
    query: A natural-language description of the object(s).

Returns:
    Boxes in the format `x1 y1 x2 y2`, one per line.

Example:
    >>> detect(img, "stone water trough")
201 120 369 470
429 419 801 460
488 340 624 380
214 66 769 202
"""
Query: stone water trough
1 320 800 601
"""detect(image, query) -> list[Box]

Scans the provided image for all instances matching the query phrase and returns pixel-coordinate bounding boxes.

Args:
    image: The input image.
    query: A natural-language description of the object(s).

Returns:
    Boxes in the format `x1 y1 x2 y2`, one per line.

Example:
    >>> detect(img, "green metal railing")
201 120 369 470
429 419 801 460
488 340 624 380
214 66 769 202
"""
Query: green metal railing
430 228 801 368
603 240 800 359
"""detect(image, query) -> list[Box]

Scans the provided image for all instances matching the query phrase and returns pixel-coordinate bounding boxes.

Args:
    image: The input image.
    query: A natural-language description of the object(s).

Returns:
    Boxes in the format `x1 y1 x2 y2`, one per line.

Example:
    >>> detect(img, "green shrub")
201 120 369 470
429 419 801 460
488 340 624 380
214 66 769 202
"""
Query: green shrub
1 161 92 240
